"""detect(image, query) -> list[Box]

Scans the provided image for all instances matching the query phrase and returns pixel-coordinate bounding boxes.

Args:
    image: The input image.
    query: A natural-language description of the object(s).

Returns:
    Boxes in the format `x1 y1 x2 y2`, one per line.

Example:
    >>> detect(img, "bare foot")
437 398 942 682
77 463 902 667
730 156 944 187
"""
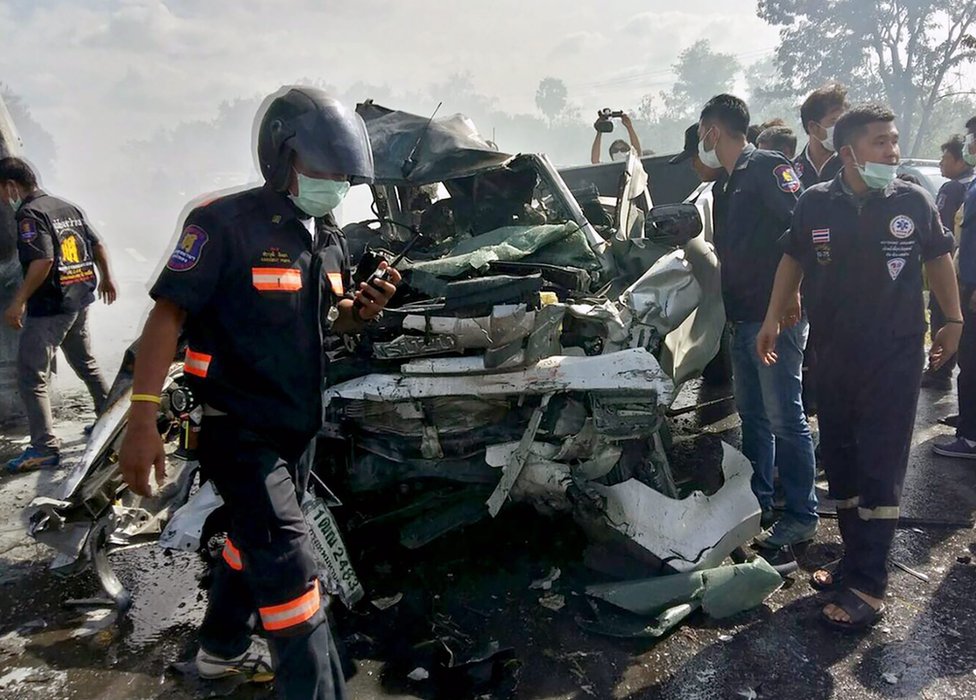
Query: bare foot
823 588 883 623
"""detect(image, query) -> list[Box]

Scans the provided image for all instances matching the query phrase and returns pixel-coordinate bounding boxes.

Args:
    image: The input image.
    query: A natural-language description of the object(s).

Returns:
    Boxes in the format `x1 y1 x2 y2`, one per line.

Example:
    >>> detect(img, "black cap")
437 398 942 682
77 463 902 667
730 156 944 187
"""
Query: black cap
668 123 699 165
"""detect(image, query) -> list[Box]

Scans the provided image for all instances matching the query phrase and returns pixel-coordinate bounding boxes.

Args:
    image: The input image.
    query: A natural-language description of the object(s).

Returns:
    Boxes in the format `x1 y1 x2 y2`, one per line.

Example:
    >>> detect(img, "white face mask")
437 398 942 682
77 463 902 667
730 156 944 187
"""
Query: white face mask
819 124 836 153
698 128 722 169
610 151 629 162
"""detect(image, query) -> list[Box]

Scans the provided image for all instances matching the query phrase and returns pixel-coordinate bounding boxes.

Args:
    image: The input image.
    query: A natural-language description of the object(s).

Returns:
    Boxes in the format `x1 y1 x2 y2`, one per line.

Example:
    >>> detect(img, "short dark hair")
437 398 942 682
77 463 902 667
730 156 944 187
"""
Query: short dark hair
700 94 750 137
749 118 786 145
758 126 797 155
609 139 630 153
800 83 849 134
965 116 976 133
833 104 896 152
942 134 966 161
0 157 38 189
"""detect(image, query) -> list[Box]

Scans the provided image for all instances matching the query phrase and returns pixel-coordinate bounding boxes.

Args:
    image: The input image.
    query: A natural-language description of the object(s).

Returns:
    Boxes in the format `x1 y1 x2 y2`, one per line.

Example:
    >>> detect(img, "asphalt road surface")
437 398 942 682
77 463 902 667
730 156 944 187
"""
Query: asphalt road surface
0 371 974 699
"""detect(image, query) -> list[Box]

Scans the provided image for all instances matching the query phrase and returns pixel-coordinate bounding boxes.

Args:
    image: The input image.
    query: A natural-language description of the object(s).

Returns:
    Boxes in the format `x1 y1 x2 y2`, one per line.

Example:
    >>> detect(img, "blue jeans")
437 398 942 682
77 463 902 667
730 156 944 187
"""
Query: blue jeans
730 320 818 525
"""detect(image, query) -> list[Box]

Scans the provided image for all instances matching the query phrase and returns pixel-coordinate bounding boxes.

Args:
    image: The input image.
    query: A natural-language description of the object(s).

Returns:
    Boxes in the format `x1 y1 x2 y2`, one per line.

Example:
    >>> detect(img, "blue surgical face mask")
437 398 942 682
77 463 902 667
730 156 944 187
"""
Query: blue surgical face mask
965 134 976 167
851 152 898 190
289 173 350 217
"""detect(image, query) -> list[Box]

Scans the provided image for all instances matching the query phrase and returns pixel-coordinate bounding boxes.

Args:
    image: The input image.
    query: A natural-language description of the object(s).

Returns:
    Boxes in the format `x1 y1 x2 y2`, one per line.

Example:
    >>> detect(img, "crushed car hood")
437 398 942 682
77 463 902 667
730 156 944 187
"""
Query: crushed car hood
356 100 513 185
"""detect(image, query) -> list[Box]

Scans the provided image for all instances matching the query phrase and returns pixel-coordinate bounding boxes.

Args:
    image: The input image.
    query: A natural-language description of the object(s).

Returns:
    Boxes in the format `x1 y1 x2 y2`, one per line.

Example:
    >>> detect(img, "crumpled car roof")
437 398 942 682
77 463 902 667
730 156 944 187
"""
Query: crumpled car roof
356 100 513 185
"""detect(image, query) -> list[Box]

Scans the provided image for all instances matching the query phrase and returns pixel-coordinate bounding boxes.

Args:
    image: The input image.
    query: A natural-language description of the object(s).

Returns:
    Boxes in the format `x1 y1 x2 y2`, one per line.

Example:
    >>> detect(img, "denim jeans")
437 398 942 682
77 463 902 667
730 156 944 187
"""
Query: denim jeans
730 320 818 525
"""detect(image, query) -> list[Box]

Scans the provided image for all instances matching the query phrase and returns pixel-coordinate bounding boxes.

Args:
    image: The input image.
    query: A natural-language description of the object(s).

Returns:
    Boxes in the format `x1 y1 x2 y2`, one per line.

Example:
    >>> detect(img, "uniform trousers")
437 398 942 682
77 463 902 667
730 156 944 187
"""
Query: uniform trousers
956 285 976 440
197 416 346 700
815 336 924 598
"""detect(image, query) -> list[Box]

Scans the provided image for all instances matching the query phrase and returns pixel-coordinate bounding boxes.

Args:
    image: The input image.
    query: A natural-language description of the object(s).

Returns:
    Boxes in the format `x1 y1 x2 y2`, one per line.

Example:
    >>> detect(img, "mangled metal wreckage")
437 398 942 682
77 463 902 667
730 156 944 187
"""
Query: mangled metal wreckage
28 102 760 612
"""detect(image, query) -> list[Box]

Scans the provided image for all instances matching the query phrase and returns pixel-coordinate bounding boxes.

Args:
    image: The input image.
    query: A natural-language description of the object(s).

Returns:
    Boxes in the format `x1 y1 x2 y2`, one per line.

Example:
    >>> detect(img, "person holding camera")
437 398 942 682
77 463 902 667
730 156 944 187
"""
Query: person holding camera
591 110 642 164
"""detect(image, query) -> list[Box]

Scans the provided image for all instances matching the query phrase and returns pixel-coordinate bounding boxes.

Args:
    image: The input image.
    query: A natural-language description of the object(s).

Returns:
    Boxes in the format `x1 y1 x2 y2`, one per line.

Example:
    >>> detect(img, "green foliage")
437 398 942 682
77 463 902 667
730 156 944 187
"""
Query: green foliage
660 40 741 119
535 77 570 123
757 0 976 156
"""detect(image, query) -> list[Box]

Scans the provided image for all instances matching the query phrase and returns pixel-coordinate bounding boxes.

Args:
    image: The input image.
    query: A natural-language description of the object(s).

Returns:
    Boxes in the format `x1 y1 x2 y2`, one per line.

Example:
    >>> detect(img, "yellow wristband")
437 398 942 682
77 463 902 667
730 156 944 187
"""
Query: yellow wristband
131 393 162 405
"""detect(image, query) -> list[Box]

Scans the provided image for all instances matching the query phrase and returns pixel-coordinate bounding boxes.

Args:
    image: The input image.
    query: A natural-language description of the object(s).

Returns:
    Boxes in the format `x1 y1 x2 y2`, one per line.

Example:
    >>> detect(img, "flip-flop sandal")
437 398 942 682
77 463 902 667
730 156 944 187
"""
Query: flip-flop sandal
819 589 884 633
810 559 845 592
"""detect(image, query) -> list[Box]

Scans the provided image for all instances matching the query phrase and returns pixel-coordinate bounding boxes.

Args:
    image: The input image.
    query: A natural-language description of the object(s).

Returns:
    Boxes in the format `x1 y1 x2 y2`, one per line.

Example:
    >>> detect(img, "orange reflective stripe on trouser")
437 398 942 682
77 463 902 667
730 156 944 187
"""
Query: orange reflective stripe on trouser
252 267 303 292
222 537 243 571
259 580 321 632
184 349 212 378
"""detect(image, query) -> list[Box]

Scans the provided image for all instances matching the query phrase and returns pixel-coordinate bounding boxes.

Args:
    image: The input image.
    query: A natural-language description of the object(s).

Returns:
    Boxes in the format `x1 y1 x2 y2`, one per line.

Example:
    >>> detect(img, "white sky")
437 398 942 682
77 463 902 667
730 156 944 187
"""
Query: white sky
0 0 781 170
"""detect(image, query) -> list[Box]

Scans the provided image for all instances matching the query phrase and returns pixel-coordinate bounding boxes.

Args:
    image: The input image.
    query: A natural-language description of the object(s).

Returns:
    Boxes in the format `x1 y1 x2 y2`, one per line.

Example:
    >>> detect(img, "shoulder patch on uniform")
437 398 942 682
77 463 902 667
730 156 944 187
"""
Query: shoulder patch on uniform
167 224 209 272
774 164 801 193
887 258 906 280
889 214 915 239
18 219 37 242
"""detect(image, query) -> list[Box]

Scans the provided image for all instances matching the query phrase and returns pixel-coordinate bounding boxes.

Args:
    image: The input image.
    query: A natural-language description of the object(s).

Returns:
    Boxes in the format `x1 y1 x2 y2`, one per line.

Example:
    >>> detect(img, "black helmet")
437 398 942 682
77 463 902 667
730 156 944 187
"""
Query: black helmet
256 86 374 191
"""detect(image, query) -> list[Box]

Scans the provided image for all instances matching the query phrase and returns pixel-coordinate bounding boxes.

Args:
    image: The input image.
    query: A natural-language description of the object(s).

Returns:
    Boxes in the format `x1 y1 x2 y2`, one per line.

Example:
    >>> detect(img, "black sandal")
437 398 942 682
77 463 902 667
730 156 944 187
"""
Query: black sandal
810 559 845 592
819 589 885 633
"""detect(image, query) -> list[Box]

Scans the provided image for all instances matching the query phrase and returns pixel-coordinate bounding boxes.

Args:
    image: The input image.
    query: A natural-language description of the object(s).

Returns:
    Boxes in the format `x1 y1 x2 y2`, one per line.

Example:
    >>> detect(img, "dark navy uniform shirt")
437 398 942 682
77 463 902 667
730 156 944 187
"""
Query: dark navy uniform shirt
793 144 843 191
936 171 972 232
784 175 954 347
16 191 101 317
961 181 976 286
714 145 803 322
150 185 352 452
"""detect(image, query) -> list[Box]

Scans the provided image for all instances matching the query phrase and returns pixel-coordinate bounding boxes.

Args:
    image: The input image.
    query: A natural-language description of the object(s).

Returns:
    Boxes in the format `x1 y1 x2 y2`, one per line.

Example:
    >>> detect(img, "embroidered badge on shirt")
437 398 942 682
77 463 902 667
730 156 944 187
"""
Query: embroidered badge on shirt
774 164 801 193
812 228 831 265
19 219 37 242
793 160 805 178
887 258 906 280
890 215 915 239
167 225 209 272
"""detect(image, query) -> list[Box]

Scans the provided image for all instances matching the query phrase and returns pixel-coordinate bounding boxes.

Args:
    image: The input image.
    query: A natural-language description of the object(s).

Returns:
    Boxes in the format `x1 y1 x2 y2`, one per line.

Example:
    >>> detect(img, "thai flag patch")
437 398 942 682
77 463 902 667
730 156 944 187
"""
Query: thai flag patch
812 229 830 244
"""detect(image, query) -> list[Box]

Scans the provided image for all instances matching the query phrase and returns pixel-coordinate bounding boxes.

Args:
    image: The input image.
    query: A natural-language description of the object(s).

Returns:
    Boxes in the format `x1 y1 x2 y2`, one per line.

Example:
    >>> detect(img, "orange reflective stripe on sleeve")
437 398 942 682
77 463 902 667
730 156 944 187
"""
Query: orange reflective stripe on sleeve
326 272 344 296
222 538 243 571
252 267 303 292
184 349 212 378
259 580 321 632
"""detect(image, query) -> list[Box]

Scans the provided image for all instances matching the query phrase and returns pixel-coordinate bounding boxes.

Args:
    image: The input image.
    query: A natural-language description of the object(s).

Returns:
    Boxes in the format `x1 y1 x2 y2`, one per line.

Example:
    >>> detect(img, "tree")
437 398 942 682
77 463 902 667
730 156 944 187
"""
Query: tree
744 57 800 129
660 40 741 119
0 86 57 177
758 0 976 156
535 77 569 123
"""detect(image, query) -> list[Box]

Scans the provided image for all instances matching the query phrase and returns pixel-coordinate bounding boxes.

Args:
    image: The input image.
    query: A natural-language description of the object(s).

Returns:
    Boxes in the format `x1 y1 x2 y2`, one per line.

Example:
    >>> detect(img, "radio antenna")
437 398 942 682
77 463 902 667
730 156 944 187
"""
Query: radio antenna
402 101 442 178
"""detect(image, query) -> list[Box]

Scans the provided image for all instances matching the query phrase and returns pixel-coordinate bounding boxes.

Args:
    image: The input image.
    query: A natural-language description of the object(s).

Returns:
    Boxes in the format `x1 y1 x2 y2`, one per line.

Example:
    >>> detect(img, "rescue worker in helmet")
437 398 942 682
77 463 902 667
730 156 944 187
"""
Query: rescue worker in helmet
118 86 399 698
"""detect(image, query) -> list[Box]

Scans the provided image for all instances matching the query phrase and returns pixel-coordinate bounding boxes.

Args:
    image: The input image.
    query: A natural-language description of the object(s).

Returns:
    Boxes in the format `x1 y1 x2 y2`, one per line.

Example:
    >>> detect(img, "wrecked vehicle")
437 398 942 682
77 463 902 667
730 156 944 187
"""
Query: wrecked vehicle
27 102 760 612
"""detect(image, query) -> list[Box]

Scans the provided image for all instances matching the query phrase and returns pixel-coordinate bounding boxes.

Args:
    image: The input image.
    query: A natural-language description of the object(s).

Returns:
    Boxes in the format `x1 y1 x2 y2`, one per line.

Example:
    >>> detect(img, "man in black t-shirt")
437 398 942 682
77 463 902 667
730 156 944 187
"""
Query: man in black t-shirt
1 157 116 472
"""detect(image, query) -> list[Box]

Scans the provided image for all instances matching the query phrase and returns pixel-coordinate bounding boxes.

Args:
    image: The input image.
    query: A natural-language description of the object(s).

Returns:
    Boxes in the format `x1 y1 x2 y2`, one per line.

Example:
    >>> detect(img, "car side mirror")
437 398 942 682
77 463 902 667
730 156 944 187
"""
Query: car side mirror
643 203 702 247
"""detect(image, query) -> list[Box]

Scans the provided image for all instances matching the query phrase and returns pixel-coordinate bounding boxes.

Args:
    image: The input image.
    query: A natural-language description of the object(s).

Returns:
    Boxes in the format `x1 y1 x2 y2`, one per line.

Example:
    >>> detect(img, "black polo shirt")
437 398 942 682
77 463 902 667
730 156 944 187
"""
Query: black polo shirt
16 191 101 317
150 185 351 452
784 174 954 349
793 144 843 190
714 145 803 322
